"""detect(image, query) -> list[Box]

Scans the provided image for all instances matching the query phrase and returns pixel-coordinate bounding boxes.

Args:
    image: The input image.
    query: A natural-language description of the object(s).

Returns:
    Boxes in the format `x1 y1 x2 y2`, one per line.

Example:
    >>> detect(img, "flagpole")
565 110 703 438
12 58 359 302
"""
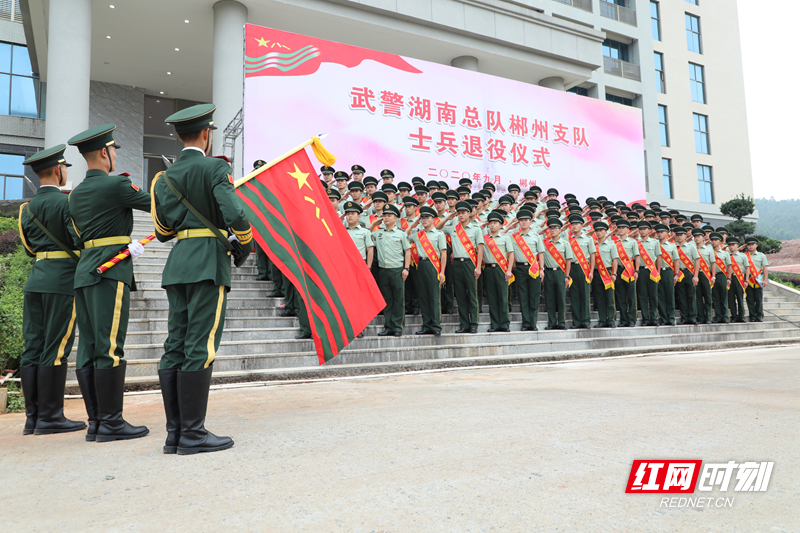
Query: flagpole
234 136 335 189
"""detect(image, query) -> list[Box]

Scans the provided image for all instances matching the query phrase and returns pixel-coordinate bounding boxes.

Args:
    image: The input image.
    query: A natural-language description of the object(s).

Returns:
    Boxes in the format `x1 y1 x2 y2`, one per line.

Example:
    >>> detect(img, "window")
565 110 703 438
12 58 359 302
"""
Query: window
686 0 698 4
686 14 702 53
689 63 706 103
694 113 709 154
0 43 45 119
698 165 713 203
567 86 588 96
658 105 669 147
602 39 629 62
606 93 633 106
654 52 665 93
662 158 672 199
0 153 25 200
651 2 661 41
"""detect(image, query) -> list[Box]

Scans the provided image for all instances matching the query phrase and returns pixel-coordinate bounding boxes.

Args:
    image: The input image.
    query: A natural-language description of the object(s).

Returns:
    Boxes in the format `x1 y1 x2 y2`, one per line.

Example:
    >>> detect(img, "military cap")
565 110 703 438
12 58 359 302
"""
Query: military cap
566 198 580 206
530 185 542 194
516 209 533 220
163 103 218 135
615 201 627 208
426 180 439 189
690 214 704 222
673 227 687 235
710 232 723 241
334 171 349 181
619 206 631 213
371 191 388 203
68 123 121 153
669 224 680 231
726 236 740 245
691 228 705 236
498 195 514 205
363 176 379 186
438 181 449 190
588 201 601 209
327 189 341 200
638 221 651 229
659 212 671 219
669 209 680 216
649 201 661 209
602 201 615 208
702 224 714 232
644 210 656 218
472 192 485 201
455 201 472 212
524 190 537 199
654 224 670 233
596 196 608 202
431 192 447 202
411 176 425 185
320 180 329 190
383 204 401 217
320 165 335 175
593 221 609 232
589 212 603 221
546 199 561 209
351 164 366 173
381 183 398 193
564 193 577 201
682 222 694 229
745 236 758 244
23 144 72 172
482 211 502 224
446 190 459 199
616 220 630 228
546 217 562 228
518 203 536 212
397 181 412 191
585 197 596 205
419 205 437 218
466 199 479 208
508 183 521 193
343 201 362 214
456 186 471 195
403 196 420 207
347 181 364 191
380 169 394 179
459 178 473 187
610 215 623 224
716 227 729 234
634 204 646 213
253 159 267 170
675 214 687 223
568 214 584 224
606 207 619 215
568 206 582 214
546 188 559 196
546 209 561 219
483 183 496 192
414 185 430 194
626 212 639 220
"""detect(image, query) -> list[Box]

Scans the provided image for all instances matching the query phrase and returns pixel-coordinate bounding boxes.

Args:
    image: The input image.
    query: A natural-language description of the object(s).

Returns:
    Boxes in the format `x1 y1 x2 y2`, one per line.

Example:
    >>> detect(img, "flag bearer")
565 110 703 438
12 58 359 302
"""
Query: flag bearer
613 220 640 327
151 104 254 454
18 145 86 436
542 217 573 330
409 206 447 336
482 211 514 332
710 232 731 323
636 221 661 327
655 224 679 326
509 208 544 331
68 124 151 443
673 227 700 325
373 204 411 336
693 228 716 324
745 236 769 322
591 221 619 328
567 214 595 329
441 201 484 333
727 238 750 323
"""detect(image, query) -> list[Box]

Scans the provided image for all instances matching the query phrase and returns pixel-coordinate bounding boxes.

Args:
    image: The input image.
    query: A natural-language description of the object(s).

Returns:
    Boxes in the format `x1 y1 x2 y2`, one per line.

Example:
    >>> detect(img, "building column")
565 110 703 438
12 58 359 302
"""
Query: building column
44 0 92 186
451 56 479 72
538 77 565 91
212 0 248 162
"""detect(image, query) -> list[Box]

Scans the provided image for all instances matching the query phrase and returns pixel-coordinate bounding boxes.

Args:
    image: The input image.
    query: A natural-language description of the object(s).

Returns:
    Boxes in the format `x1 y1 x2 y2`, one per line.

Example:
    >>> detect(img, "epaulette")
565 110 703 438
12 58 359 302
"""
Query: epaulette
212 155 231 163
118 172 131 177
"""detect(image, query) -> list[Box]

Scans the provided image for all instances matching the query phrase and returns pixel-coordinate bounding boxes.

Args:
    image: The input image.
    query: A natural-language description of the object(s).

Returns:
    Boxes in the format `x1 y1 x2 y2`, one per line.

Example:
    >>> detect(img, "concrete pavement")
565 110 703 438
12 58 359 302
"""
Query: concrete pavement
2 345 799 532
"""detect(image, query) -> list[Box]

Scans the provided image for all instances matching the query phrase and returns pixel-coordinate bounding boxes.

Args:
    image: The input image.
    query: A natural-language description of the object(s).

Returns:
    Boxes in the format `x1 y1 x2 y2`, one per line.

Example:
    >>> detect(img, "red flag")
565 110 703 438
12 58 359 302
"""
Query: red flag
236 146 385 364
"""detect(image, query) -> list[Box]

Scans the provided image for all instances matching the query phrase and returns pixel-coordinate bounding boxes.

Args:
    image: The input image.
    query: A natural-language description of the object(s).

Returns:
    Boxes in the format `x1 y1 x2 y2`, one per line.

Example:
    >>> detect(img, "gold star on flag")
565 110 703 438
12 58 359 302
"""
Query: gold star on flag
255 37 269 47
288 164 311 190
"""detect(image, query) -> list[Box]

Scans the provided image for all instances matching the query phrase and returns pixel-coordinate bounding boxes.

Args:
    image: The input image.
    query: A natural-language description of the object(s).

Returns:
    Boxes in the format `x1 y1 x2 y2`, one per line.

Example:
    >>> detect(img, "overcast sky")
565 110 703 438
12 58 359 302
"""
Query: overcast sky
737 0 800 201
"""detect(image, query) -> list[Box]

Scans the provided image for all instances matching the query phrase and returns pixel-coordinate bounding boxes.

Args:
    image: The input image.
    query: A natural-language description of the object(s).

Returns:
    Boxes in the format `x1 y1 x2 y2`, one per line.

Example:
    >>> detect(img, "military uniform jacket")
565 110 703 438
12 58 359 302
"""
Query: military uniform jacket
543 236 574 269
346 224 373 259
676 241 700 270
69 170 151 290
730 251 750 274
444 222 482 259
151 149 253 289
19 186 80 296
482 231 512 264
638 237 660 263
697 243 717 274
410 228 447 260
595 239 619 272
570 233 597 259
371 226 410 268
510 230 543 263
659 241 679 270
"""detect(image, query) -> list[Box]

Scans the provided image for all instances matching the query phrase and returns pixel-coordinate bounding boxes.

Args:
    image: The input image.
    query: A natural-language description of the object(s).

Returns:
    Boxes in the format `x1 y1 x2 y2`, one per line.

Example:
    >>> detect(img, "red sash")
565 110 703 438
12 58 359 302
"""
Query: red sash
676 246 696 276
637 240 661 282
455 223 478 267
543 238 572 287
611 234 620 243
369 214 380 233
730 255 747 294
360 197 369 205
698 252 714 286
410 242 419 267
484 234 514 285
594 243 614 290
417 230 442 280
661 244 684 282
400 218 409 231
746 253 762 288
511 232 540 279
615 239 635 282
714 252 728 277
568 234 592 283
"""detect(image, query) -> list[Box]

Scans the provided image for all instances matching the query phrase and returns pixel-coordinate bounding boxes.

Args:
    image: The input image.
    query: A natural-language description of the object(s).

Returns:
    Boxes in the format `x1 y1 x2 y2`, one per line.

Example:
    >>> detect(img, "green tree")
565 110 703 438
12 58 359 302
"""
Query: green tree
719 193 755 220
751 235 782 254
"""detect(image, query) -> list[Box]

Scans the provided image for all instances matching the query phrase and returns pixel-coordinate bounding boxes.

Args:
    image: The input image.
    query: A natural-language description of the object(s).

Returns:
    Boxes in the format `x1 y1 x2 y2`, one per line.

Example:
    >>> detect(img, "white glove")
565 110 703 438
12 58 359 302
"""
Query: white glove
228 234 239 243
127 241 145 261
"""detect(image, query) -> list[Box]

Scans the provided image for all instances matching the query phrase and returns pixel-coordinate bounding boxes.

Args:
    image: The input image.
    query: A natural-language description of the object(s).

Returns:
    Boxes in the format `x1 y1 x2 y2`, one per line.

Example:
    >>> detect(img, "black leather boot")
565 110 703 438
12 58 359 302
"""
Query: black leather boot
158 368 180 454
176 366 233 455
75 366 99 441
20 366 38 435
94 361 149 442
34 365 86 435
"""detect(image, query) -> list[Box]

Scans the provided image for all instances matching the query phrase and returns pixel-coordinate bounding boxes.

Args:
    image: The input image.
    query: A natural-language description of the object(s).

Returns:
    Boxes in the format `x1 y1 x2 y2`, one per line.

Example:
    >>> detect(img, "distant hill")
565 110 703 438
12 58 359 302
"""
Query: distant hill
755 198 800 240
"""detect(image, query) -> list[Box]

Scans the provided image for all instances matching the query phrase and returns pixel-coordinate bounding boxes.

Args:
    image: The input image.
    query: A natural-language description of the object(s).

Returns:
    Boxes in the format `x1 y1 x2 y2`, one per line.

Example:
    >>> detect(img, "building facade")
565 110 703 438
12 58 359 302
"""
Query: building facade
1 0 754 225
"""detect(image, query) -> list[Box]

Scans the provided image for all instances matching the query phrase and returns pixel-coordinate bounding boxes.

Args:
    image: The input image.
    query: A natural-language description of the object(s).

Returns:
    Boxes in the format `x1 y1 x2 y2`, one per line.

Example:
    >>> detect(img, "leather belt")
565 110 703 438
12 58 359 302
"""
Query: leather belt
176 228 227 240
83 236 131 249
545 267 560 271
485 263 499 268
454 258 472 262
36 250 81 259
517 262 530 267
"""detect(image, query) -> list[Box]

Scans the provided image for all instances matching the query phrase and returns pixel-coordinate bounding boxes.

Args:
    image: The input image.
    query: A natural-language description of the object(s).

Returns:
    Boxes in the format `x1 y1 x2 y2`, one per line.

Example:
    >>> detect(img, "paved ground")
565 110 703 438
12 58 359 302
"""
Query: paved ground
2 345 799 532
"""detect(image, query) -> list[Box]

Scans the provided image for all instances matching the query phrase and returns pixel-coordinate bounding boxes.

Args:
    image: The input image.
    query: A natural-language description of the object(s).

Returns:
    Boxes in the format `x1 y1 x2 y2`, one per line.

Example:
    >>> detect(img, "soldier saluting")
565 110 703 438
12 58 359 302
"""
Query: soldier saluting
151 103 253 455
68 124 151 442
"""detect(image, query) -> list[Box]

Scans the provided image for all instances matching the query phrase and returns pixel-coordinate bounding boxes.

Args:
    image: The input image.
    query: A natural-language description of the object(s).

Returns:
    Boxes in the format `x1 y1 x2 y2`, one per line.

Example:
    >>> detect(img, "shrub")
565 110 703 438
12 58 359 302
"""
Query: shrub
751 235 782 254
0 247 33 371
0 230 19 255
5 381 24 412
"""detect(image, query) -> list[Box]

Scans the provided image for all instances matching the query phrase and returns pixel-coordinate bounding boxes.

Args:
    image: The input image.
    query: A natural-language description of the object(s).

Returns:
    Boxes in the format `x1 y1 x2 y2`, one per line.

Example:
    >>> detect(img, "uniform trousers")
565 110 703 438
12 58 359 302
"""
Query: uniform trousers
453 259 479 330
615 266 637 325
21 292 77 367
379 267 405 333
75 279 130 369
712 272 729 323
657 269 676 325
417 259 442 333
404 262 419 314
728 277 746 321
285 282 311 337
484 264 510 330
675 268 697 323
255 244 269 279
514 264 541 329
441 246 455 314
543 268 566 328
696 273 713 323
636 267 659 324
591 269 616 327
746 285 764 320
569 264 591 328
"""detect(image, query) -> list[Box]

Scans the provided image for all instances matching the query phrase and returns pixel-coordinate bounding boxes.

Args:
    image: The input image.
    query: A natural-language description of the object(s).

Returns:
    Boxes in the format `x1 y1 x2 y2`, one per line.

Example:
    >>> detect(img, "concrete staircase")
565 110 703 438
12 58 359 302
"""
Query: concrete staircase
66 212 800 388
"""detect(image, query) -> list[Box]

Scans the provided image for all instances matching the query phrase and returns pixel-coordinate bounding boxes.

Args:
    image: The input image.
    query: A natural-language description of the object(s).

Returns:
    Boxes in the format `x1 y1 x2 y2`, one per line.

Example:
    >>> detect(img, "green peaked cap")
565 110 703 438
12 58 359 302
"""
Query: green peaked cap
68 124 120 153
165 103 217 135
23 144 72 172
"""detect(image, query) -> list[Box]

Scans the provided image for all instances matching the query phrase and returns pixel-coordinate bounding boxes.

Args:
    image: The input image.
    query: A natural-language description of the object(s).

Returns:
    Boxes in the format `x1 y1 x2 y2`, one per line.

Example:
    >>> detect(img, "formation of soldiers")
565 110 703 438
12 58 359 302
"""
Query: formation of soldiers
258 167 771 338
17 104 253 455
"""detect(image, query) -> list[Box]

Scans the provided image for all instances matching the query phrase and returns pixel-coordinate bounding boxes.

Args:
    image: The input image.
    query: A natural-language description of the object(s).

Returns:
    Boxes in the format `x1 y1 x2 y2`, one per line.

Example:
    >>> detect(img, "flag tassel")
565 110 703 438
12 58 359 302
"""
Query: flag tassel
234 136 336 189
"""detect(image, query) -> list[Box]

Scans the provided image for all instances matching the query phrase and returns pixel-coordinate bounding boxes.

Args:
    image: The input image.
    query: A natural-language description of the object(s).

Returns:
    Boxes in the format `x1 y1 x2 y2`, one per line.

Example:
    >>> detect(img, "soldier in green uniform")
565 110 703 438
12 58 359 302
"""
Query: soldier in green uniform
591 221 619 328
344 201 374 268
482 211 514 332
655 224 678 326
636 221 661 326
614 220 640 327
674 227 700 325
334 171 349 207
508 207 544 331
709 232 731 323
17 145 86 436
68 124 151 442
542 217 573 330
432 192 454 314
745 236 769 321
567 214 596 329
441 201 483 333
693 228 716 324
409 206 447 336
251 160 270 281
727 237 750 323
373 204 411 336
151 104 254 454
